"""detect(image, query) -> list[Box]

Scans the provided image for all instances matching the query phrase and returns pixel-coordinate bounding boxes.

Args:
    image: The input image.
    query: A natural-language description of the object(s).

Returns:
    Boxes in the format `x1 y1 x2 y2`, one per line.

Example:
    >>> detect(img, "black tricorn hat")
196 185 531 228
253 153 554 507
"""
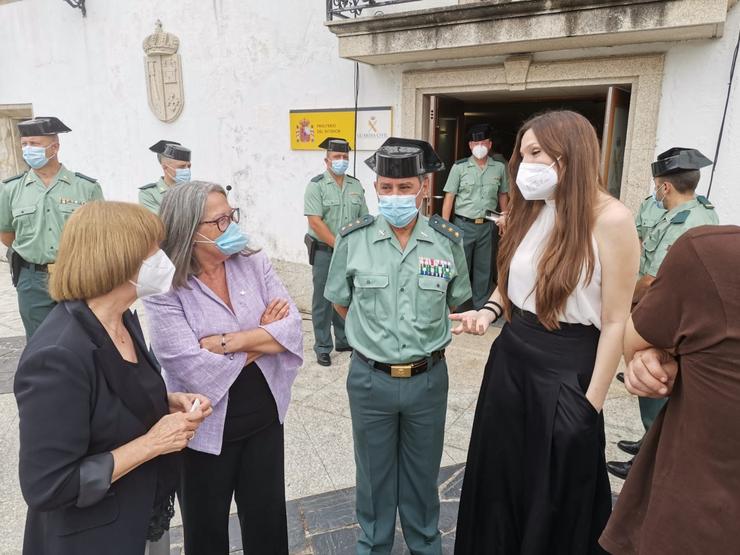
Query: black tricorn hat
149 140 181 154
468 123 493 142
162 144 192 162
318 137 351 153
17 117 71 137
651 147 712 177
365 137 444 178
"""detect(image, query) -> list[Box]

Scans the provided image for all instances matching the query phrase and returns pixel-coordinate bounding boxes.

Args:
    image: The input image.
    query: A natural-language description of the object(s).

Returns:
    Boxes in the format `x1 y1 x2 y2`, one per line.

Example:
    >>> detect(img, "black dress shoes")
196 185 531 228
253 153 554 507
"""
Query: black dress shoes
606 458 633 480
317 353 331 366
617 438 643 456
335 346 353 353
616 372 625 383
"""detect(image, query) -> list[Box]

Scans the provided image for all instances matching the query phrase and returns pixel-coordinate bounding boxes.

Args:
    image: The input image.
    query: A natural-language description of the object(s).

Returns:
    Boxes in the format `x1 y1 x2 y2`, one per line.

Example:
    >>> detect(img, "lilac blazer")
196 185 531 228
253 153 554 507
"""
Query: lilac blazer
143 252 303 455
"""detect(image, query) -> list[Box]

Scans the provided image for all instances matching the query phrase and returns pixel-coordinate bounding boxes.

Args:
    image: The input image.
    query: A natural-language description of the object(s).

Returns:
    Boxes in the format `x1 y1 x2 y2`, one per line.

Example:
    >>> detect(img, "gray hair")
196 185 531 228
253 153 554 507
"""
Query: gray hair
159 180 255 288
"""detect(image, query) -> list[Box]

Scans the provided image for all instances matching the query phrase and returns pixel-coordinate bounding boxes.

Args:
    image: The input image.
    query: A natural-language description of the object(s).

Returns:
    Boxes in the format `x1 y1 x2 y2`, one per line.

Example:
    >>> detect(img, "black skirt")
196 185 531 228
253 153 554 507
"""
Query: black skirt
455 310 611 555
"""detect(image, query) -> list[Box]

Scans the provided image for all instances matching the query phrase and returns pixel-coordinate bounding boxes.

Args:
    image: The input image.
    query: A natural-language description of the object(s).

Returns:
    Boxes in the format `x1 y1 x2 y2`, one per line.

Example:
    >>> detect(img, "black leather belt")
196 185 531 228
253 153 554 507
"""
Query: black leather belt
315 242 333 253
455 214 487 225
18 258 50 273
355 350 445 378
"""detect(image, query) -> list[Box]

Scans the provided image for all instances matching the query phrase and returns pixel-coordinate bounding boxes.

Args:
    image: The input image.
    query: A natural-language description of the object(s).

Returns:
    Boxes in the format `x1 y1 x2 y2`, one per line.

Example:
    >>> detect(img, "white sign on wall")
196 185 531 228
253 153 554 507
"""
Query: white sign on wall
355 107 393 151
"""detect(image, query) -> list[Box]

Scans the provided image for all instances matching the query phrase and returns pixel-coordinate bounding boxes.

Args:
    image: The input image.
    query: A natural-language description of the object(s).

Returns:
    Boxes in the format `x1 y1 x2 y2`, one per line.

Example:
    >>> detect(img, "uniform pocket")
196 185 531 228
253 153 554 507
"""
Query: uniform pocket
353 274 390 319
417 276 448 323
58 202 81 222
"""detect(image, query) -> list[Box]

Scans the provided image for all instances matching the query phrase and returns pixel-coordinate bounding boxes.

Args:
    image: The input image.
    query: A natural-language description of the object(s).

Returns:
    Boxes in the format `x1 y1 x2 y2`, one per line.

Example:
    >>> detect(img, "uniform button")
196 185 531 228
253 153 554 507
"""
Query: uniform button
400 287 405 292
402 344 407 348
400 315 404 320
48 228 52 231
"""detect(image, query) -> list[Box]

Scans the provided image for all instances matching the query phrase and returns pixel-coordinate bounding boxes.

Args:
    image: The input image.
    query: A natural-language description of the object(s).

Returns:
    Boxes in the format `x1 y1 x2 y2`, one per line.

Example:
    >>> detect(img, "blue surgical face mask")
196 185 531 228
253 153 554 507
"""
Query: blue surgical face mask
652 185 666 209
196 222 248 255
22 145 54 170
174 168 191 184
331 159 349 176
377 187 423 228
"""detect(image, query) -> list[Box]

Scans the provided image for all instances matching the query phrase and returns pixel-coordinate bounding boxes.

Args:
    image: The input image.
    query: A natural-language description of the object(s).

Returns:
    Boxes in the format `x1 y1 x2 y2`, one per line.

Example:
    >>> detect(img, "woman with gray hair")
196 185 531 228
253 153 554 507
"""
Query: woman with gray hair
143 181 303 554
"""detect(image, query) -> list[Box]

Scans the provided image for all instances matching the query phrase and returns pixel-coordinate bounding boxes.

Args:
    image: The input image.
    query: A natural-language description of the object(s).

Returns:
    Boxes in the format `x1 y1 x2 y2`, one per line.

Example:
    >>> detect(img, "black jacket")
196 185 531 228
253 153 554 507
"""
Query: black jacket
14 300 171 555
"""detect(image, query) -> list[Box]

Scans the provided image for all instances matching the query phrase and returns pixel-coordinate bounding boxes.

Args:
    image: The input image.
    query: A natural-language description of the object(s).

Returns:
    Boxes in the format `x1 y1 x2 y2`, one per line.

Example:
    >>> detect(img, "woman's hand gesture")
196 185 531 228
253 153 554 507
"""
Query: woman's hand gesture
144 411 203 456
449 310 496 336
168 392 213 421
260 298 290 325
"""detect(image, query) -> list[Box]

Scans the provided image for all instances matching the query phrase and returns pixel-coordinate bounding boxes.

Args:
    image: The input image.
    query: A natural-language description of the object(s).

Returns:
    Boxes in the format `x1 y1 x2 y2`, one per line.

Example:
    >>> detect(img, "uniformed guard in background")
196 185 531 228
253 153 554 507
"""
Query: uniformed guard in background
0 117 104 338
139 141 192 214
304 137 368 366
441 123 509 309
608 146 719 480
325 137 471 554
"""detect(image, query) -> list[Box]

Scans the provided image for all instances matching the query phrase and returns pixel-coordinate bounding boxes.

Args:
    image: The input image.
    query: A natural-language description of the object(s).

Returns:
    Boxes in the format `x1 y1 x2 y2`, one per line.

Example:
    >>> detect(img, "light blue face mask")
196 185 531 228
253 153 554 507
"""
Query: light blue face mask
174 168 191 184
331 159 349 176
652 185 666 209
196 222 249 255
22 145 53 169
377 188 423 228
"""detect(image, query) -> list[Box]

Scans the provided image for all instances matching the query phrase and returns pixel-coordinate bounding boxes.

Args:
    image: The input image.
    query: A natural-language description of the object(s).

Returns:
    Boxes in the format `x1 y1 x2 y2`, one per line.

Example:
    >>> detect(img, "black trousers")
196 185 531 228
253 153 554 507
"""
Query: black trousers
180 365 288 555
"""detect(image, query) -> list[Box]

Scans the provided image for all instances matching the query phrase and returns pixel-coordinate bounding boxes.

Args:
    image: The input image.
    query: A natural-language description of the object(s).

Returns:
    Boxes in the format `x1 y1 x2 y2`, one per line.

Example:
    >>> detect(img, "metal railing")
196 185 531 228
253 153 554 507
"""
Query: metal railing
326 0 423 20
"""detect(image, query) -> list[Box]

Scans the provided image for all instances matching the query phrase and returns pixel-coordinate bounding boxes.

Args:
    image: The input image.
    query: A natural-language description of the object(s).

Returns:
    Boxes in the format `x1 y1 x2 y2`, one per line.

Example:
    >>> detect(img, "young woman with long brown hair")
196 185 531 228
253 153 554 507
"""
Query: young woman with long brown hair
451 110 639 554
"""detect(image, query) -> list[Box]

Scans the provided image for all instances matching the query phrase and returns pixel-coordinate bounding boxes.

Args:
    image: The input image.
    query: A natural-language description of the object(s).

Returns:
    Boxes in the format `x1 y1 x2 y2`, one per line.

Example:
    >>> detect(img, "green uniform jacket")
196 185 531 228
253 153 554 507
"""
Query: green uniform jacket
640 196 719 277
635 196 667 242
138 177 169 214
443 156 509 218
0 166 104 264
325 214 472 364
304 171 368 239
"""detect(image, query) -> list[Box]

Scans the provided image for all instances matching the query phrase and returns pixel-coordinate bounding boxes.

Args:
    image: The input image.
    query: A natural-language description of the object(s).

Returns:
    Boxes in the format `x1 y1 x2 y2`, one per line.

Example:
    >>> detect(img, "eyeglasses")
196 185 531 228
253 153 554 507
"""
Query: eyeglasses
200 208 240 232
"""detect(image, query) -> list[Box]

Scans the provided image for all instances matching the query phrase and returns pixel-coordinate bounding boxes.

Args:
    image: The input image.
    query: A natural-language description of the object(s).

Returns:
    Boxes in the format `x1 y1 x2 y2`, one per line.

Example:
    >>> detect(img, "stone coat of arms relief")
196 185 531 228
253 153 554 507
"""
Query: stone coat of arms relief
143 20 184 123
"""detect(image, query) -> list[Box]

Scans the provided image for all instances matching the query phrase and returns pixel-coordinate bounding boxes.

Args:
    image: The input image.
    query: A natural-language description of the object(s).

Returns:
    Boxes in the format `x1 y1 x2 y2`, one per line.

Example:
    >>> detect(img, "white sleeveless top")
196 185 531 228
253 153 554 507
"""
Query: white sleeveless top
508 200 603 329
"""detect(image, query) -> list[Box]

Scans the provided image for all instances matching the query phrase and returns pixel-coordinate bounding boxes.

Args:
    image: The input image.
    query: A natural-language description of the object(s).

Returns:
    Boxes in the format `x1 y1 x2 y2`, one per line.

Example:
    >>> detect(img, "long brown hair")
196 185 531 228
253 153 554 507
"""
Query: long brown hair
498 110 604 330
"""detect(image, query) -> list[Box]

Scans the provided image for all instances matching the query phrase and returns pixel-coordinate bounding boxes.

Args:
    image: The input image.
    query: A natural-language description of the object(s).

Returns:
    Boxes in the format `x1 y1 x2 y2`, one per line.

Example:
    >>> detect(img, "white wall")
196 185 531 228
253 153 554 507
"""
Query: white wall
0 0 403 262
654 5 740 224
1 0 738 264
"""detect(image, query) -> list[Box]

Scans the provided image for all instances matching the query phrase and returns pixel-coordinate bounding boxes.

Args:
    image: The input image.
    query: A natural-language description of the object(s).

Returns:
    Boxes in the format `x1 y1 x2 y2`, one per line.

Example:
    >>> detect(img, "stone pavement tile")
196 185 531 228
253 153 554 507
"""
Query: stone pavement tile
293 404 355 492
284 412 336 501
0 336 25 395
0 401 24 555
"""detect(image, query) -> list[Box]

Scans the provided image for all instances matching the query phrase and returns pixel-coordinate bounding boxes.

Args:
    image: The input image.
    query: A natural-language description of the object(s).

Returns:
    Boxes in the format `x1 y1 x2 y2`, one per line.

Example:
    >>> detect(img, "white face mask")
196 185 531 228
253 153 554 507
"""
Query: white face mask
472 144 489 160
516 159 560 200
129 249 176 298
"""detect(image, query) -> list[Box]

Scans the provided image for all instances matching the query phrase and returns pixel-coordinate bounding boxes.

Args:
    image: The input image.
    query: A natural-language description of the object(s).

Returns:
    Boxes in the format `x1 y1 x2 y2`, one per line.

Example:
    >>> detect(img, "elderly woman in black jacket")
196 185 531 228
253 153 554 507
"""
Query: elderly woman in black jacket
14 201 212 555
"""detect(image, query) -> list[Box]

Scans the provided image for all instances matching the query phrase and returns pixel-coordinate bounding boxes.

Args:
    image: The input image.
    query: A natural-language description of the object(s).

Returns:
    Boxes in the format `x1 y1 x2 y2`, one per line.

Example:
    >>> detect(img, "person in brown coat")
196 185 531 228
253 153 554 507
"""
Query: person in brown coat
600 224 740 554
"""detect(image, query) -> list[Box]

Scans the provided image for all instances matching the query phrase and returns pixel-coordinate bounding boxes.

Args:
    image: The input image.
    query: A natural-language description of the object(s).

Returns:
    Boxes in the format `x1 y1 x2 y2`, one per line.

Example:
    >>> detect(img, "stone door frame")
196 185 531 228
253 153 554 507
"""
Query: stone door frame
0 103 33 178
401 54 664 212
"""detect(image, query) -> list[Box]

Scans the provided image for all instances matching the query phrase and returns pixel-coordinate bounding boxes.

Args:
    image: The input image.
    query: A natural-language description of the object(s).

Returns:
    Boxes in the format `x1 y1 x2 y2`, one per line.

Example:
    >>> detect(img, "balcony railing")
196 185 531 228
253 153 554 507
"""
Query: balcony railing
326 0 423 20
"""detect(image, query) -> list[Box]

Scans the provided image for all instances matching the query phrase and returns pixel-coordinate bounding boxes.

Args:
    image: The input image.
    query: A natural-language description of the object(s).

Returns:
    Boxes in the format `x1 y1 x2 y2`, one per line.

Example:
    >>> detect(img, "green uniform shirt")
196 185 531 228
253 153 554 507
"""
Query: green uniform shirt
138 177 169 214
0 166 104 264
635 196 667 242
442 156 509 218
304 171 368 239
325 214 472 364
640 197 719 277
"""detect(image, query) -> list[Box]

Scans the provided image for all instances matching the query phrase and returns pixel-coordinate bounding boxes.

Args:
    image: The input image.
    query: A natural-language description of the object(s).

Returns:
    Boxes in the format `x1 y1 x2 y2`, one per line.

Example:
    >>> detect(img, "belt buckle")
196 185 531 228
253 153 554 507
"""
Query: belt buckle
474 218 485 224
390 364 412 378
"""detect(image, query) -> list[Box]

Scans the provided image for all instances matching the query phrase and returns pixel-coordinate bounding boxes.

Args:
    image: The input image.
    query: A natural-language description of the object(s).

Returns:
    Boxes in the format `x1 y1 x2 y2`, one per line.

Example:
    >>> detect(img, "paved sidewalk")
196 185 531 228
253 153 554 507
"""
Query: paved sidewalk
0 260 643 554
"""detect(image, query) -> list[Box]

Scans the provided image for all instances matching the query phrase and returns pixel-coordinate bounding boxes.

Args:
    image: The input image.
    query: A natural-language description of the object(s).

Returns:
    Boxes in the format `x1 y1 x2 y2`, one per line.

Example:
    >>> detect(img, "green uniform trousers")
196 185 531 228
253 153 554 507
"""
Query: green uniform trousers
453 217 494 309
312 248 348 355
347 353 448 555
639 396 668 431
17 266 56 339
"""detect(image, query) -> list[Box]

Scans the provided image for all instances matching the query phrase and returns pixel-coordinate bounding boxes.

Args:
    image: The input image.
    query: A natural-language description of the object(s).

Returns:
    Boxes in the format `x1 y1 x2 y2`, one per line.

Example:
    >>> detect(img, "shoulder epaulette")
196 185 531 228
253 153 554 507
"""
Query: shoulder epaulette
139 182 157 190
454 158 469 165
75 172 97 183
2 172 26 184
671 210 690 225
696 195 715 209
310 173 324 183
340 214 374 237
429 214 463 241
644 194 652 201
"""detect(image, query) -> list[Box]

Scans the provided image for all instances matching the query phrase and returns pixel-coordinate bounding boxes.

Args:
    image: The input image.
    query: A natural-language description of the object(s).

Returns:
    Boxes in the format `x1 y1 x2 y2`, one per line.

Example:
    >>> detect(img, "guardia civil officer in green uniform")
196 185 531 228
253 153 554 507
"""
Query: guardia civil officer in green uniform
441 124 509 308
325 138 471 554
607 147 719 480
304 137 368 366
0 117 104 338
138 141 192 214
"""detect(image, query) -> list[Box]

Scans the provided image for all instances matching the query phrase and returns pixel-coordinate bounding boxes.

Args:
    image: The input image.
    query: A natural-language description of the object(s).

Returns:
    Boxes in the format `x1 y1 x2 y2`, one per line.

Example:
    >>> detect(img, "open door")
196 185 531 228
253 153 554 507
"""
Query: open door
600 86 630 199
0 106 32 179
426 95 465 216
